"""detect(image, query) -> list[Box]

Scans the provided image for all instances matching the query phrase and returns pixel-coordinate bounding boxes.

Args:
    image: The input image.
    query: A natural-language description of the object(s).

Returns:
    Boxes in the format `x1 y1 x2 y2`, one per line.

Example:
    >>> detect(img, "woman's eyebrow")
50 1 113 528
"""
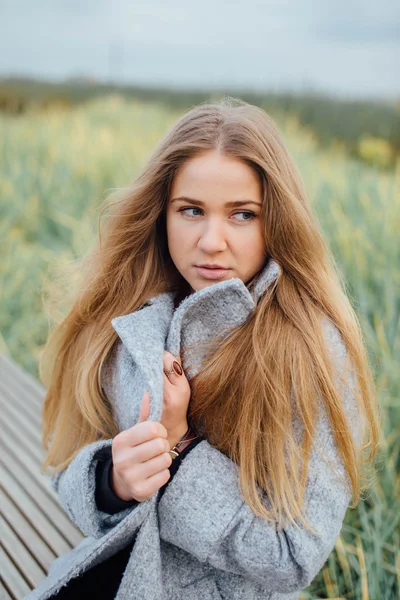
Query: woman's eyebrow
170 196 262 208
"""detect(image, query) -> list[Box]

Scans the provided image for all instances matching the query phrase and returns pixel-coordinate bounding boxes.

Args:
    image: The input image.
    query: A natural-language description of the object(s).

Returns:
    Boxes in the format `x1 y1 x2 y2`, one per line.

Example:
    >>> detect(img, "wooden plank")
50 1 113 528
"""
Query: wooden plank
0 392 42 448
0 377 42 429
2 443 82 547
0 356 45 408
0 516 46 589
0 489 56 572
0 468 71 556
0 354 46 398
0 546 31 600
0 580 12 600
2 437 58 502
1 406 44 465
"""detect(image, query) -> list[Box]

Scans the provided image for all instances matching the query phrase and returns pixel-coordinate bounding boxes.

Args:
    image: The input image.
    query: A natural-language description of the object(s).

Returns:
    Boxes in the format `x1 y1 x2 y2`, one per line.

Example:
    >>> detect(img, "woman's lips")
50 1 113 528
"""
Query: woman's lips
195 266 229 280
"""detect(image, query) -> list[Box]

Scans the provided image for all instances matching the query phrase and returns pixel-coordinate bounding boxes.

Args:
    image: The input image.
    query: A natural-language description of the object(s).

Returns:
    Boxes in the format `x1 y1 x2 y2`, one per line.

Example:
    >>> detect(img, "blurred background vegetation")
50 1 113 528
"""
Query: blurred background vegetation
0 80 399 598
1 77 399 170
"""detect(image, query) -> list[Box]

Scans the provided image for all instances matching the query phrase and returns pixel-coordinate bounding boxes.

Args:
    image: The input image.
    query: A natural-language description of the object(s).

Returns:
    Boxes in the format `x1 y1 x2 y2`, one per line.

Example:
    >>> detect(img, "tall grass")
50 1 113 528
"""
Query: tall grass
1 96 398 598
1 77 399 169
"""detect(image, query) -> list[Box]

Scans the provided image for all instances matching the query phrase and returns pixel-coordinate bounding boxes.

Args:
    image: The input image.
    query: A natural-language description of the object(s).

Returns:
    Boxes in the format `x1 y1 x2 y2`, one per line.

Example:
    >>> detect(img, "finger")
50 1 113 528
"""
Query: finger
137 390 151 424
115 436 170 473
133 469 171 501
171 352 183 374
135 451 172 481
116 420 168 452
163 359 175 383
163 368 176 384
163 353 183 381
145 468 171 490
163 350 179 367
130 436 171 463
114 438 172 490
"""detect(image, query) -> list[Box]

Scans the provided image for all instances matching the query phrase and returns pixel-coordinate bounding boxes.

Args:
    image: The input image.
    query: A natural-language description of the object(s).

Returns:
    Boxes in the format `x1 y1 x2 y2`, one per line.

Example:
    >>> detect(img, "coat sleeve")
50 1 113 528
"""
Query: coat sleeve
157 320 366 593
50 438 137 538
50 429 203 538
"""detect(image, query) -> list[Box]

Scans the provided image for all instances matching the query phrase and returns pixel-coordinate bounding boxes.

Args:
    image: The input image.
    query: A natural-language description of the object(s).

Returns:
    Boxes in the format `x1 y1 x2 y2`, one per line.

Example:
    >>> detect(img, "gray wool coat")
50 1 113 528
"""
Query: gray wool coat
25 257 364 600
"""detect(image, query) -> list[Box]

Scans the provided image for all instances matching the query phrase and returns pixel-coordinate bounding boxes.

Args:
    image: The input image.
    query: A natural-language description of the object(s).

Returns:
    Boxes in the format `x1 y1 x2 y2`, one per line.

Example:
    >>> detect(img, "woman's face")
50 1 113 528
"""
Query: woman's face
166 149 266 293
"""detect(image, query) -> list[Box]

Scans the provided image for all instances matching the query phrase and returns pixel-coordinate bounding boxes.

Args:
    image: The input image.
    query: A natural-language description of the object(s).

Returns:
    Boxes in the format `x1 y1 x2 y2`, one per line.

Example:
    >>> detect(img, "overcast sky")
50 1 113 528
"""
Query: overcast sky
1 0 399 99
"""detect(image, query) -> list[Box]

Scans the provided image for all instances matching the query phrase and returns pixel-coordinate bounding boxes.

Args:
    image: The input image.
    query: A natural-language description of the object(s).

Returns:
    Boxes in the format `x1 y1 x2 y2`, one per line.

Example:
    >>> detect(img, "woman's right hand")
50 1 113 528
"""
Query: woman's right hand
111 390 172 502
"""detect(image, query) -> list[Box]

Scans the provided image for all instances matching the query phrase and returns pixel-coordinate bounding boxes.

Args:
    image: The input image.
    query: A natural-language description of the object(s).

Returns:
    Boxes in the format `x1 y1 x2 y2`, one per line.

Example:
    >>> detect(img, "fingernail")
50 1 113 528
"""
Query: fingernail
172 360 183 376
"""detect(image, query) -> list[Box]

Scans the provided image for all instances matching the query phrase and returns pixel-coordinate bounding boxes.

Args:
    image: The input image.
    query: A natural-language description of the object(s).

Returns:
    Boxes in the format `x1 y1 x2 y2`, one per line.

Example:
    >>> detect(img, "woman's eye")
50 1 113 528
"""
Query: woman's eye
234 211 256 221
180 207 203 217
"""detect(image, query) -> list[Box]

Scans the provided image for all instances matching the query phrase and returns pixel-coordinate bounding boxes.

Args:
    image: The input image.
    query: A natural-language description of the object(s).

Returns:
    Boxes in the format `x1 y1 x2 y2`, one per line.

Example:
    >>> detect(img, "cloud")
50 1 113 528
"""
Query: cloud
0 0 398 98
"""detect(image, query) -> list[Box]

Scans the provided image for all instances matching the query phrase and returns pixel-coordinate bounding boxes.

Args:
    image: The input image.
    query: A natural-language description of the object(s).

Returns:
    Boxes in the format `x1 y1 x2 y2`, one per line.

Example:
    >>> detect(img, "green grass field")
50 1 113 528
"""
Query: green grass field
1 95 399 598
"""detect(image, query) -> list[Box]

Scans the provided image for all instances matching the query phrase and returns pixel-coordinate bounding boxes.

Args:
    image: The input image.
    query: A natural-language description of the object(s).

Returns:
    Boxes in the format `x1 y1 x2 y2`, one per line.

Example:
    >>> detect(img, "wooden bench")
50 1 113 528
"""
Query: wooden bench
0 354 83 599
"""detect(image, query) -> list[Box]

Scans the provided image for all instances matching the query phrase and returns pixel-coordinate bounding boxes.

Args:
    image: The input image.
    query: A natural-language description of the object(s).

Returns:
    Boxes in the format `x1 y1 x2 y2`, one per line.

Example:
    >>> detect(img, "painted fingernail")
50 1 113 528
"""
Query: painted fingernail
172 361 183 376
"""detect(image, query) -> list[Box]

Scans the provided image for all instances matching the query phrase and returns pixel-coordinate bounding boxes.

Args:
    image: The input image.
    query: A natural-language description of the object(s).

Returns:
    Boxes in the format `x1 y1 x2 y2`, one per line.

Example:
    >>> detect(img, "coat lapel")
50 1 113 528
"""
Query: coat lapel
115 505 163 600
110 293 174 422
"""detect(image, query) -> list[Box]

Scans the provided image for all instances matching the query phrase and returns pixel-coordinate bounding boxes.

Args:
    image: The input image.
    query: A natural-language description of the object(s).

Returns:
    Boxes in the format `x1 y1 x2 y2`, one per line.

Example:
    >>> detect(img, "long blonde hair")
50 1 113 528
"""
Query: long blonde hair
40 96 380 530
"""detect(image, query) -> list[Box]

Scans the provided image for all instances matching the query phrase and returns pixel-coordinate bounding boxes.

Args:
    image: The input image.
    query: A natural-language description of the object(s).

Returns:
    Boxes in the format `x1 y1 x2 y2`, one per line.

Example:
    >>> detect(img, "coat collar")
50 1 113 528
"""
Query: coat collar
165 256 281 378
110 257 281 420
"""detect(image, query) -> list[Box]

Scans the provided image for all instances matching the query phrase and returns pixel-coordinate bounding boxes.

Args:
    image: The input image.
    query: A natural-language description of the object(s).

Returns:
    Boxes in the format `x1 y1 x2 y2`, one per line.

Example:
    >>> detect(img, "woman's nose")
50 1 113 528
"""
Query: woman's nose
197 220 228 253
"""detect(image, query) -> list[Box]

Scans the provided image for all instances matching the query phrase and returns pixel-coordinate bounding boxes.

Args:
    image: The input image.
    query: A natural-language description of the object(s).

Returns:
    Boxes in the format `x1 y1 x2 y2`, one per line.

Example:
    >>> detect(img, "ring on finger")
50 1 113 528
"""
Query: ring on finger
164 361 183 379
164 365 175 379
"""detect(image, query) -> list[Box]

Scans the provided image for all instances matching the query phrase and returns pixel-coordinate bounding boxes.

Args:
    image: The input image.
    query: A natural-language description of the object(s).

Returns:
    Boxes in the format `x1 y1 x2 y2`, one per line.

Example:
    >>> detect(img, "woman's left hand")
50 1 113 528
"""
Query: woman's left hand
161 351 191 448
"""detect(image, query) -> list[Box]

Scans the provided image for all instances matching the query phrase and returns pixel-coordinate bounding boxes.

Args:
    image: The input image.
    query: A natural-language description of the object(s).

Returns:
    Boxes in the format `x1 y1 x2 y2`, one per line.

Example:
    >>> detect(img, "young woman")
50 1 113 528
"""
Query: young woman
27 97 379 600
